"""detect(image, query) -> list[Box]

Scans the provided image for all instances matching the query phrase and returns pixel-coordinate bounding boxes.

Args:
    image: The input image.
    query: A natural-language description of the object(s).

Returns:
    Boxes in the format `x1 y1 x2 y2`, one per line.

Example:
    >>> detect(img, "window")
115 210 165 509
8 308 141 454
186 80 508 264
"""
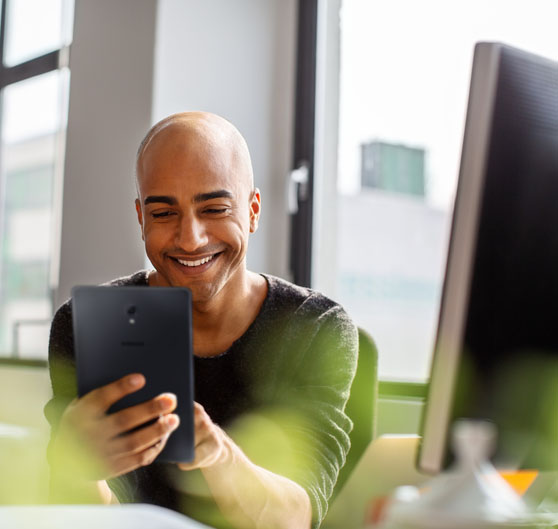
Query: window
293 0 558 383
0 0 73 360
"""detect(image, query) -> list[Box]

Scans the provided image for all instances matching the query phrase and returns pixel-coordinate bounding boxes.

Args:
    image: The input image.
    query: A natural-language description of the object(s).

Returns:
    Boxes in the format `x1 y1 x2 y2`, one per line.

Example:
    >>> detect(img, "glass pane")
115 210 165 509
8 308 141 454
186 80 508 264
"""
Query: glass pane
3 0 74 66
0 69 69 359
2 70 67 142
323 0 558 381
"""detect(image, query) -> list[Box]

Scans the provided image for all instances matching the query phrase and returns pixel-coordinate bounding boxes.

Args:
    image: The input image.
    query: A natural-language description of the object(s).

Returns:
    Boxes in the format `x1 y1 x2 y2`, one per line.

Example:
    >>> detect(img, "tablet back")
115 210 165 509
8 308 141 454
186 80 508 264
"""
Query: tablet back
72 285 194 463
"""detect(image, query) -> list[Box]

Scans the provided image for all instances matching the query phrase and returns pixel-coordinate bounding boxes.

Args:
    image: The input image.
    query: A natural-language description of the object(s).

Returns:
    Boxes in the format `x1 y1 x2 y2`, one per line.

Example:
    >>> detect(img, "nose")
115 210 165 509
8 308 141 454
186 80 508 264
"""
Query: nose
175 213 209 252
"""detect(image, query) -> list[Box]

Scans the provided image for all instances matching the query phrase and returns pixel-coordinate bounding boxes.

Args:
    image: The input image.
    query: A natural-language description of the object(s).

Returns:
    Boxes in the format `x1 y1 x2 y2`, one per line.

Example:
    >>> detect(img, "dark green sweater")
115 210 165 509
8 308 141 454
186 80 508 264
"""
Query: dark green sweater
45 270 358 528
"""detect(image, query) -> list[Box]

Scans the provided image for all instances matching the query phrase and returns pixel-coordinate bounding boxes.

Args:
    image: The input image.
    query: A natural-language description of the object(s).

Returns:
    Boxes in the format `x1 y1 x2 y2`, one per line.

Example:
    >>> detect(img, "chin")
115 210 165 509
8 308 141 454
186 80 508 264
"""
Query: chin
189 283 223 305
150 253 240 302
172 271 225 300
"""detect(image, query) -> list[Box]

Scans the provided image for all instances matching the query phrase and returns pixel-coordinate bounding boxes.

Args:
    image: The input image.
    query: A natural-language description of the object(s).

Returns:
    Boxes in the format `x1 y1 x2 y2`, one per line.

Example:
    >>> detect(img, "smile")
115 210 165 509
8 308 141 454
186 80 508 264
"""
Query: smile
174 254 217 267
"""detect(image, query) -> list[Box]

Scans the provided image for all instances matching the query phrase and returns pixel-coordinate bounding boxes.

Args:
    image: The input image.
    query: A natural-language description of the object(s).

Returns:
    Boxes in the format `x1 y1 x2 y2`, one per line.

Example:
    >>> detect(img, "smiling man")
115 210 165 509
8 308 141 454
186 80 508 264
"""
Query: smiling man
46 112 358 529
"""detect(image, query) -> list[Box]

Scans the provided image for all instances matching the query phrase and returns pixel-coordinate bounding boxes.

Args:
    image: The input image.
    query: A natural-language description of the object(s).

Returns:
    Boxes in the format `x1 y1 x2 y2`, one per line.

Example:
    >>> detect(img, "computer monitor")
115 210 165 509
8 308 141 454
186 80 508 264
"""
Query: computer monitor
418 42 558 474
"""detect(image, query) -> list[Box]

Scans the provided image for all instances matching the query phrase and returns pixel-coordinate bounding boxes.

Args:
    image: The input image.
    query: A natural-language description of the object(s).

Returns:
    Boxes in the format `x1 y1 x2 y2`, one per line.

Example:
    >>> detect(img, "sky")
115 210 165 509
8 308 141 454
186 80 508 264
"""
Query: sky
338 0 558 209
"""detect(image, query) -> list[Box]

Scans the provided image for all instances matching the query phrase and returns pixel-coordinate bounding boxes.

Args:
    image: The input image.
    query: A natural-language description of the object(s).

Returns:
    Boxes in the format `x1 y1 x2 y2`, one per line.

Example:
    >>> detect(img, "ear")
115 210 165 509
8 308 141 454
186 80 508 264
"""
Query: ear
249 188 261 234
135 198 145 241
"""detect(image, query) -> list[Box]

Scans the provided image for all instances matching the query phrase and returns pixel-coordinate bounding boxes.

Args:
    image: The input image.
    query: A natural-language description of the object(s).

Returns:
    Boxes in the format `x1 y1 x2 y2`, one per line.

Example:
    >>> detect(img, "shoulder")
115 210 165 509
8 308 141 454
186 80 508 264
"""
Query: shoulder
261 274 357 347
52 270 150 321
263 274 340 311
263 273 353 322
103 269 150 287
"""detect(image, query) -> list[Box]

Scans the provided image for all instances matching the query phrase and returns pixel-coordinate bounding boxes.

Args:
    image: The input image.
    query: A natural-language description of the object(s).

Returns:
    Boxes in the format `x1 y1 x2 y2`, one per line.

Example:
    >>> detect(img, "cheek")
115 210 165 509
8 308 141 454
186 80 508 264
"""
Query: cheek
227 219 250 250
143 224 173 251
210 216 242 241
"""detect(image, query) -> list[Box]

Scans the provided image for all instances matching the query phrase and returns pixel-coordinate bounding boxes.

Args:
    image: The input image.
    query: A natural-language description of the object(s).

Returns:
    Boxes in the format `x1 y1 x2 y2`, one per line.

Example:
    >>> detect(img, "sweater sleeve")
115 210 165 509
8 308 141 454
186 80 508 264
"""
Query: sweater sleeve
283 304 358 528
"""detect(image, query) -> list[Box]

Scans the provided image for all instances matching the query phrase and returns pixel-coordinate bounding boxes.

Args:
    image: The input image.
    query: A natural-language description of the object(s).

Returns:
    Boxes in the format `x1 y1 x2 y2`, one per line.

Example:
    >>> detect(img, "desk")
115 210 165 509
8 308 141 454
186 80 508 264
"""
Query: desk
0 504 214 529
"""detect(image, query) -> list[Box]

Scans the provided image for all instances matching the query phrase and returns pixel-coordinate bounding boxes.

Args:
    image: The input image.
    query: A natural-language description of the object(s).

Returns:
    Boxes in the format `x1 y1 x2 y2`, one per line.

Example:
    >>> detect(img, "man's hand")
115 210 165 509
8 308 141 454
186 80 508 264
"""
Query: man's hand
177 402 228 471
53 373 180 480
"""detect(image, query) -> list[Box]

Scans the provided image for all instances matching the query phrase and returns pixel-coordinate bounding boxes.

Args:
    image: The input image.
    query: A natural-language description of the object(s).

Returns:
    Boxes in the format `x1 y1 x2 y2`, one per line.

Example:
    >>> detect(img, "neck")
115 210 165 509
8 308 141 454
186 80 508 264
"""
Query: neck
194 270 267 356
192 272 252 328
149 268 267 356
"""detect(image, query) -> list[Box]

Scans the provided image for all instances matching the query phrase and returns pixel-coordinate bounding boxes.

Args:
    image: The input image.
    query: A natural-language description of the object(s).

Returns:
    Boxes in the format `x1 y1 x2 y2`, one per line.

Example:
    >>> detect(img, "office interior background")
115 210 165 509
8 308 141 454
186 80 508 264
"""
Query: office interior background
0 0 557 508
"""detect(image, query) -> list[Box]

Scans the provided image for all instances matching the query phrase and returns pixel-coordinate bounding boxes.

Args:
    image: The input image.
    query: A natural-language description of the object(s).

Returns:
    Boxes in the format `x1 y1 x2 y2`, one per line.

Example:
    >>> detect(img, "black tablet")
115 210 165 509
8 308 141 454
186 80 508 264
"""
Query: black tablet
71 285 194 463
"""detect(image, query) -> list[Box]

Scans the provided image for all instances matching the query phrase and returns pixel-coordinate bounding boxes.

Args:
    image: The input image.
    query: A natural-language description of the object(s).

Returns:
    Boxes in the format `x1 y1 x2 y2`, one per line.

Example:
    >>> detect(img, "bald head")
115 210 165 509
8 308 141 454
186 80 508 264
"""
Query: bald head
136 112 254 192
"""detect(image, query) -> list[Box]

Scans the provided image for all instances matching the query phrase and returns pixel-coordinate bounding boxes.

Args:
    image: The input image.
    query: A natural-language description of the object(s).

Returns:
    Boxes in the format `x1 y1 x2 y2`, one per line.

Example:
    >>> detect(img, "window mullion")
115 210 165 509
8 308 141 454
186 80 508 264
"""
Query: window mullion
289 0 319 288
1 49 60 87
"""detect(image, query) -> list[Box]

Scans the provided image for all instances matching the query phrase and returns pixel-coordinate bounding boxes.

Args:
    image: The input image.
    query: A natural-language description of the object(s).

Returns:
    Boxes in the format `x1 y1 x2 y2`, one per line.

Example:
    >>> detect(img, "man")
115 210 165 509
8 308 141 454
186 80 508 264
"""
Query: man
45 112 358 529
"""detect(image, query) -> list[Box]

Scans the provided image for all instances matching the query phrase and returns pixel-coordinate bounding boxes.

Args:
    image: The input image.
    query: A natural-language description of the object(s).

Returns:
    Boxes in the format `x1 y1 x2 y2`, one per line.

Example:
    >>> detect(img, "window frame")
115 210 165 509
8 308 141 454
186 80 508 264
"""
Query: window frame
289 0 318 288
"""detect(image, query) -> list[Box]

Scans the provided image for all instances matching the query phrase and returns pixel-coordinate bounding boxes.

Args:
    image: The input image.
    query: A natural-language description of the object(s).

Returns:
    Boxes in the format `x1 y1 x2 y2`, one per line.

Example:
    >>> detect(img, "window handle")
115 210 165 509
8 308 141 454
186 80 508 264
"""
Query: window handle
287 162 309 214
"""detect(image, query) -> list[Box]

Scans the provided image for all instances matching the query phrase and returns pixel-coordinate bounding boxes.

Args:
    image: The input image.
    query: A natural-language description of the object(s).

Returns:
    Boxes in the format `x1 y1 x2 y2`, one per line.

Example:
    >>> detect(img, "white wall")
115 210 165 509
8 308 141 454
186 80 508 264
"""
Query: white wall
152 0 297 278
55 0 158 308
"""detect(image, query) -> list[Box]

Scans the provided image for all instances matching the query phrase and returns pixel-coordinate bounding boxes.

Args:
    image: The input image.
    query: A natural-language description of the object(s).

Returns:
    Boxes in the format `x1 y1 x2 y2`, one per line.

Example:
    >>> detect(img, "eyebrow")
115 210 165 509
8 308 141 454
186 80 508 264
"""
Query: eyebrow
193 189 234 203
144 195 178 206
144 190 234 206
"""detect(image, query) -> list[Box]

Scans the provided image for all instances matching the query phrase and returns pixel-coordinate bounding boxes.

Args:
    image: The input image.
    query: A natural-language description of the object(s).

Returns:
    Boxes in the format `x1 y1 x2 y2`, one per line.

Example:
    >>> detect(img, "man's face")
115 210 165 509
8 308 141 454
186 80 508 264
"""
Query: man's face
135 122 260 304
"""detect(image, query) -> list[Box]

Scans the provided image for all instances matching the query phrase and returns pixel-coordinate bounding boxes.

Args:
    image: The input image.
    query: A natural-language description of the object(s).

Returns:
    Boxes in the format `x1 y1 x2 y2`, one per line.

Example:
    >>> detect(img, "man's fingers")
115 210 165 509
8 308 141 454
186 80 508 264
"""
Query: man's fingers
81 374 145 413
177 402 226 470
109 438 170 477
107 418 176 476
107 393 177 436
110 414 180 457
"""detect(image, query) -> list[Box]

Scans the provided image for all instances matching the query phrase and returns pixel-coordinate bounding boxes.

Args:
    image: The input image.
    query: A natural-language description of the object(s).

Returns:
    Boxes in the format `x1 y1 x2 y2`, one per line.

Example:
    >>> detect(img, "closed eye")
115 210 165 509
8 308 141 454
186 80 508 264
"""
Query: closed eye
204 208 229 214
152 211 176 218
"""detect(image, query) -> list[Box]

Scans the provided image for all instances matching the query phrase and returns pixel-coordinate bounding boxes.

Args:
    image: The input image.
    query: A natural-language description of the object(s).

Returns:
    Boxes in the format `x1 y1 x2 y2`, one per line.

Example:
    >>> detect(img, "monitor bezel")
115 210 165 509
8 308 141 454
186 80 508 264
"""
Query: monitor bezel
417 42 504 475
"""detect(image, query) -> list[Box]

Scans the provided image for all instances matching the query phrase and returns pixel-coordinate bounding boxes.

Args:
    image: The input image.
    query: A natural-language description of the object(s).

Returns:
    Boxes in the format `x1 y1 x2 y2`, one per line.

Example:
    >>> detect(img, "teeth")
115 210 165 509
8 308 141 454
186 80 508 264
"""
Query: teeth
177 255 214 267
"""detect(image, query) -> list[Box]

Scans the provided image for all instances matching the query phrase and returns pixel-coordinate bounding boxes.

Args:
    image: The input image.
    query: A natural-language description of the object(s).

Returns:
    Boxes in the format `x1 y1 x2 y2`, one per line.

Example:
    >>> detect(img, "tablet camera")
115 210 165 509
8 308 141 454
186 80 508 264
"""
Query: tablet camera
127 305 136 324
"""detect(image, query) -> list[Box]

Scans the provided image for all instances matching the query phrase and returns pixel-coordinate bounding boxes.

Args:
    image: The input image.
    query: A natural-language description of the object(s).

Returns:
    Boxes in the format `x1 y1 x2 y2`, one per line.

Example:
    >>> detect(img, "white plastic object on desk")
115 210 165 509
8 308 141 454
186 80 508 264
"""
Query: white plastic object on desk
380 420 531 529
